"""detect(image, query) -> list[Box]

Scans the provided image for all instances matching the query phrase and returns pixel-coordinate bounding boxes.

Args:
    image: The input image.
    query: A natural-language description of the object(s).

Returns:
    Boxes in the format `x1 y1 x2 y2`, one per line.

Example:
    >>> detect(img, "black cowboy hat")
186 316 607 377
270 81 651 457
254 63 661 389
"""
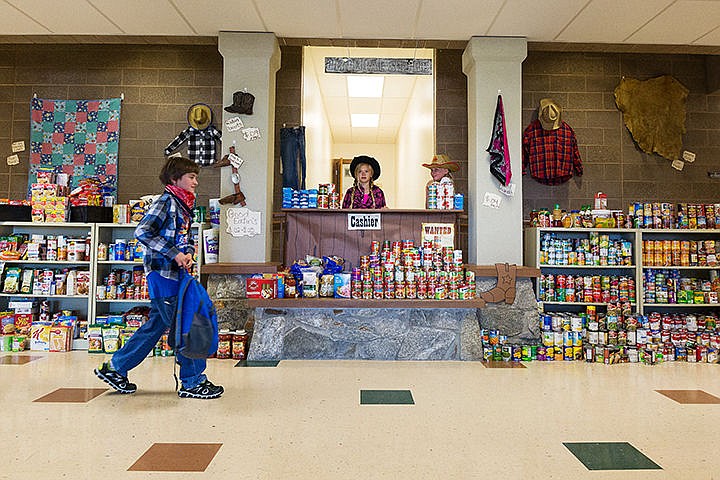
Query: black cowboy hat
349 155 381 180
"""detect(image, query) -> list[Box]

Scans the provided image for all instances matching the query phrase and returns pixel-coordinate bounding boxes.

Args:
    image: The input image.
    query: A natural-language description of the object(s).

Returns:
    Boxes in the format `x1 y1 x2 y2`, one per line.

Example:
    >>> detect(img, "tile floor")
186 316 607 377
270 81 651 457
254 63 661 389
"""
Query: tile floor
2 351 720 479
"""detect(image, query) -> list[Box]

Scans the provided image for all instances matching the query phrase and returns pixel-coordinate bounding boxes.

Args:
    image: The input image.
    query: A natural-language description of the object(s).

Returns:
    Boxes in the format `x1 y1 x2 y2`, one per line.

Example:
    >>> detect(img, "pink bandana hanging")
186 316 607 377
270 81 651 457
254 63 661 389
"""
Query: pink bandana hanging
487 94 511 186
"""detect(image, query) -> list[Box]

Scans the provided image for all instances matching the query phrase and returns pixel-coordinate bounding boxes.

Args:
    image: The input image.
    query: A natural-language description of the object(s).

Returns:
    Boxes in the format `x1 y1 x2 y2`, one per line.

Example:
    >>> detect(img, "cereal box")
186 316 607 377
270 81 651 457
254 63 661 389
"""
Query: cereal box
29 322 52 351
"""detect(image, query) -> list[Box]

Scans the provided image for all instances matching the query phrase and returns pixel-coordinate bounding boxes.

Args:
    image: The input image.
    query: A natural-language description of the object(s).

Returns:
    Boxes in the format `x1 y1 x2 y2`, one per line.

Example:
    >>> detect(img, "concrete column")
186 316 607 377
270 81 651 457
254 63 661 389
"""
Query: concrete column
217 32 281 262
462 37 527 264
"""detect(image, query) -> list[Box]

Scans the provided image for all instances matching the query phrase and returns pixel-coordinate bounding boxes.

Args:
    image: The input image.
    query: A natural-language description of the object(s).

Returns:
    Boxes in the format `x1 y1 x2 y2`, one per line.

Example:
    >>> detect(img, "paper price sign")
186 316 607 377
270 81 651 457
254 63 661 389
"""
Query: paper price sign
11 141 25 153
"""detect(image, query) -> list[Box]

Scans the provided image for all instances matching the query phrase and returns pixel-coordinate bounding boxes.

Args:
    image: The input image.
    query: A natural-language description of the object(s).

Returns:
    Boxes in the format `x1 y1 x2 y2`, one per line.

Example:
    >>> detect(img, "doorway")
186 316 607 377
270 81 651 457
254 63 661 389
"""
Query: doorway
301 46 435 209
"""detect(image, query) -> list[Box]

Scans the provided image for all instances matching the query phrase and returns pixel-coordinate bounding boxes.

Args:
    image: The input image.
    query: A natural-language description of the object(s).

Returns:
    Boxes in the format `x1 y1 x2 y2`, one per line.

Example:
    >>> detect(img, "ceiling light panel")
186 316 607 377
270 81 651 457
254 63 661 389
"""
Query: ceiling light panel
347 76 384 97
351 114 379 128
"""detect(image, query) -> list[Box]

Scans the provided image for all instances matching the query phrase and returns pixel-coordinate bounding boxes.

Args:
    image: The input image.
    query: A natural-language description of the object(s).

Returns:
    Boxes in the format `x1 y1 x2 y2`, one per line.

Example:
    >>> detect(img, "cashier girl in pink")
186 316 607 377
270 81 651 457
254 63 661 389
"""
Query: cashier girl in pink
342 155 387 209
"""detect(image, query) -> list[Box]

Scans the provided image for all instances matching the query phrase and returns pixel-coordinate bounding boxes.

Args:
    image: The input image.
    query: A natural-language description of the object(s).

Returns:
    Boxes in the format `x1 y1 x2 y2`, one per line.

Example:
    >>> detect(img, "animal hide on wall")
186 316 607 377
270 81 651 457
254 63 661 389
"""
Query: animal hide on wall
614 75 689 161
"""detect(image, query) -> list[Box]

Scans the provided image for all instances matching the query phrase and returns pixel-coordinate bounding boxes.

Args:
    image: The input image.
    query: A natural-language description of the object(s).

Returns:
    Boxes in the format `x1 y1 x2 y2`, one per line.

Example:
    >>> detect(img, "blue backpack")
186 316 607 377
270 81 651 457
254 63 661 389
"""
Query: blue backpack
174 269 219 359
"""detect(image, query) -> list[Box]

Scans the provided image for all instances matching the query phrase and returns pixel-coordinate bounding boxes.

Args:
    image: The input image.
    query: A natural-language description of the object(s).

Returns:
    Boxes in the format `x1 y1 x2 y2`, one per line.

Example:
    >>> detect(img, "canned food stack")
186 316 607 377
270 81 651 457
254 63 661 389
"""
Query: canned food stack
479 329 537 362
643 269 720 305
539 273 636 304
642 239 718 267
316 184 341 210
427 182 463 210
97 238 144 262
539 306 720 364
350 239 475 300
539 232 633 266
96 266 148 301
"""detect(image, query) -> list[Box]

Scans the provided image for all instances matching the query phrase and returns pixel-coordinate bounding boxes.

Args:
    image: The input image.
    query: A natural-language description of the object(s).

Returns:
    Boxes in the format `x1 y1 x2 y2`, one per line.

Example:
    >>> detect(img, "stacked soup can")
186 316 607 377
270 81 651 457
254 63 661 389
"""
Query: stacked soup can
350 239 475 300
539 232 633 266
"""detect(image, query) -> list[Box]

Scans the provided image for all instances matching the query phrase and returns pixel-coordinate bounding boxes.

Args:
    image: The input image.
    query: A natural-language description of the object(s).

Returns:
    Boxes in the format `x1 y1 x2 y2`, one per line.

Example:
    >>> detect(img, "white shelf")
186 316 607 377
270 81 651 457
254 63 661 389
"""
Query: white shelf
531 227 633 234
639 228 720 234
0 221 93 228
96 299 150 304
540 264 636 269
1 260 92 265
642 266 719 270
97 260 143 265
643 303 720 308
0 293 88 298
541 301 637 306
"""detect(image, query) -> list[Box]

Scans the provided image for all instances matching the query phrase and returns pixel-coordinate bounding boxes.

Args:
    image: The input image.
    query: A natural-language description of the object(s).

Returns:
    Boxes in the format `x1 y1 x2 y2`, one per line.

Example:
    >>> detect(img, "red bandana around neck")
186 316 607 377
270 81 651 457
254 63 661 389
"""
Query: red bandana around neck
165 184 196 212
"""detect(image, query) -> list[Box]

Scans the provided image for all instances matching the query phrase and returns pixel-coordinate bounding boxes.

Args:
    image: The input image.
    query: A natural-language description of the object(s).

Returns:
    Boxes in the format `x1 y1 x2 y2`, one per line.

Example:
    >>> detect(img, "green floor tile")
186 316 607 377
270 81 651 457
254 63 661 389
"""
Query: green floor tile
235 360 280 367
360 389 414 405
563 442 661 471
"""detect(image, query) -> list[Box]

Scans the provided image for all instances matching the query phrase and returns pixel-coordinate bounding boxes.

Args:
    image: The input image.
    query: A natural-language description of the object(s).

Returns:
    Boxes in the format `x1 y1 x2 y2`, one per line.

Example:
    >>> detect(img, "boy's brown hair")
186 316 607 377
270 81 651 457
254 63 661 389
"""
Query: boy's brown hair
159 156 200 185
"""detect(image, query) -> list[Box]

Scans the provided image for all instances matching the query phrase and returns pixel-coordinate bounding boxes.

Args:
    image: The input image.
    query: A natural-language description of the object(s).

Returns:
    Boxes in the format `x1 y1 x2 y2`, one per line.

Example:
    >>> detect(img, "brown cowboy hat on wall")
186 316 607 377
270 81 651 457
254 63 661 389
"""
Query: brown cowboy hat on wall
349 155 381 180
422 154 459 172
187 103 213 130
539 98 562 130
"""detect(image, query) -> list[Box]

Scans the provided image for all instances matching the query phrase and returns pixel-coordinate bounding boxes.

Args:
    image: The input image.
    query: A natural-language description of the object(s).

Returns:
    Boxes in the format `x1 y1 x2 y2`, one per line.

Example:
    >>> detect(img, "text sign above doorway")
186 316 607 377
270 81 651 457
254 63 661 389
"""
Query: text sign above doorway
325 57 432 75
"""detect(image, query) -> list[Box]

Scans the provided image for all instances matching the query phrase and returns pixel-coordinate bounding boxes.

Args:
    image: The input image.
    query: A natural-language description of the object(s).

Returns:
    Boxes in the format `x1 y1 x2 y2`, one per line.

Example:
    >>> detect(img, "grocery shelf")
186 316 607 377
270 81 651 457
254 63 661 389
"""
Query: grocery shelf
540 264 636 269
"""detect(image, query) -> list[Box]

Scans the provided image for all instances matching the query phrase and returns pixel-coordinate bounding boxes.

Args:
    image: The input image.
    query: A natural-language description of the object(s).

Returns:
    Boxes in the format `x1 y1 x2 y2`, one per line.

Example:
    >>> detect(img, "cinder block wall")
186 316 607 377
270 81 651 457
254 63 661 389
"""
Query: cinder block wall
1 43 718 244
0 43 222 208
522 51 720 217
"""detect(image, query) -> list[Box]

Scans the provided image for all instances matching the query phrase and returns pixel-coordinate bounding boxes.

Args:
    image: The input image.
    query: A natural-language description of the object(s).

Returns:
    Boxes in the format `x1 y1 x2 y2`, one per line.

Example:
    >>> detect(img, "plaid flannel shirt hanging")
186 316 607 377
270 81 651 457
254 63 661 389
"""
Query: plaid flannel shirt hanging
165 125 222 166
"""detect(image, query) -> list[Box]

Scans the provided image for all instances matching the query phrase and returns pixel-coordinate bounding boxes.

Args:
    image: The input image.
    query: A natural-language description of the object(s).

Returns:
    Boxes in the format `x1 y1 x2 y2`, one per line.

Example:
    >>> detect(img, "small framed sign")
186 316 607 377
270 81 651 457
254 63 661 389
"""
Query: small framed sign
347 213 381 230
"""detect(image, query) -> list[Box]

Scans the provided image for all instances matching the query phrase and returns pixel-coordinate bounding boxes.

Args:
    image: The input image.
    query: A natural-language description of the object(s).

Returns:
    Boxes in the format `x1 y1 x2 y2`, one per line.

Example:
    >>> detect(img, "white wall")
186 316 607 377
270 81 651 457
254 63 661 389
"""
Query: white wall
302 53 332 191
332 143 396 206
395 75 434 209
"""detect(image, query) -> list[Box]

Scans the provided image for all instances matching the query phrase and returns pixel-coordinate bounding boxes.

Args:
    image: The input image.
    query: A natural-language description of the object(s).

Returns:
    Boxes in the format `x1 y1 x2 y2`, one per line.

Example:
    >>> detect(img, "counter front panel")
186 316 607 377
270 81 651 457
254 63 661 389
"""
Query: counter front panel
283 209 462 267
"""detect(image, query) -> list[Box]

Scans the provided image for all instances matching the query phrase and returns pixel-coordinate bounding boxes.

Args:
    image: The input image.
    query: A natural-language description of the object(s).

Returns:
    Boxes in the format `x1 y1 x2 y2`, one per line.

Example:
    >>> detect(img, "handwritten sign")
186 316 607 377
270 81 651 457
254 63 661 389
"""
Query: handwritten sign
225 117 244 132
6 154 19 166
226 207 262 237
421 222 455 248
347 213 381 230
483 192 502 209
11 141 25 153
242 127 261 141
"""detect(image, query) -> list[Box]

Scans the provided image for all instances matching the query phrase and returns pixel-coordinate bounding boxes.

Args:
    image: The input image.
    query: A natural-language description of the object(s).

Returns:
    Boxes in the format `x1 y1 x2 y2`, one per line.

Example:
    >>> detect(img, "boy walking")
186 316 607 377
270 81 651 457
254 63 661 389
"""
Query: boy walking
95 156 223 399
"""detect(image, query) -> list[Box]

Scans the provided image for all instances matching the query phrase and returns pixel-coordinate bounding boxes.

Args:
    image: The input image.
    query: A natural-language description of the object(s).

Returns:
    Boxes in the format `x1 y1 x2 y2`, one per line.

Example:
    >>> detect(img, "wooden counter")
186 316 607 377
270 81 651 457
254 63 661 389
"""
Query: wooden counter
282 208 464 266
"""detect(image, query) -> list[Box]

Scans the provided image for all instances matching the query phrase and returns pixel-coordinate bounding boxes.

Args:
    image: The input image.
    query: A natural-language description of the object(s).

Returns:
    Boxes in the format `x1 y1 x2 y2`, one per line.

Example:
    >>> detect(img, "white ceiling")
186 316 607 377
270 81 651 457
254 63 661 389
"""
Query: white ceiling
3 0 718 145
0 0 718 46
306 47 434 144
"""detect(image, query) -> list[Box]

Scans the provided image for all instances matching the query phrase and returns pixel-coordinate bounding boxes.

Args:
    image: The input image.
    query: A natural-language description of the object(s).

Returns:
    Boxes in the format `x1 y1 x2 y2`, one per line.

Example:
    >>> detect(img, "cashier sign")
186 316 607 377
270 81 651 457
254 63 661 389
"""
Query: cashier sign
347 213 381 230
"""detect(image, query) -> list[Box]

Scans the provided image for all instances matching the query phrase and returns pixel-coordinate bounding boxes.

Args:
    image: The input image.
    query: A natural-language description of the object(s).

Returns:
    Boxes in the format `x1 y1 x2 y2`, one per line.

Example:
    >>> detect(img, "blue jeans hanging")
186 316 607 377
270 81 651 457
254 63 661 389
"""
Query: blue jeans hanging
280 126 306 190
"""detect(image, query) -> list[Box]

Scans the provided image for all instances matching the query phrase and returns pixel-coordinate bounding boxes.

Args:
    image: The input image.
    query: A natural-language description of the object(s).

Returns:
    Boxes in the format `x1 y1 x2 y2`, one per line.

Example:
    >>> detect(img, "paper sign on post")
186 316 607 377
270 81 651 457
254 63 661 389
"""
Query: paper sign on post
482 192 502 209
225 117 244 132
682 150 696 163
226 207 262 237
6 154 19 166
242 127 261 141
11 141 25 153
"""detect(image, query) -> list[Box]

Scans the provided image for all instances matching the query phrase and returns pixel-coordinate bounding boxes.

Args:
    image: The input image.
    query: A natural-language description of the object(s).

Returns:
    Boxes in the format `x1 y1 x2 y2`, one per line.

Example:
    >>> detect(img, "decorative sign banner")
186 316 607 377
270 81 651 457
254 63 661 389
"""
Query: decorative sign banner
325 57 432 75
226 207 262 237
421 223 455 249
347 213 381 230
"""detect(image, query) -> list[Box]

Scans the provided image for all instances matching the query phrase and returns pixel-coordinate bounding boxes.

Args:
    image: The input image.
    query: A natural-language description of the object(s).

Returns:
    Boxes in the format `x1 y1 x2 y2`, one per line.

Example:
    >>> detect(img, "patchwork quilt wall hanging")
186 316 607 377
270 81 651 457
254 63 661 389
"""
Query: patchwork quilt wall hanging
28 97 121 198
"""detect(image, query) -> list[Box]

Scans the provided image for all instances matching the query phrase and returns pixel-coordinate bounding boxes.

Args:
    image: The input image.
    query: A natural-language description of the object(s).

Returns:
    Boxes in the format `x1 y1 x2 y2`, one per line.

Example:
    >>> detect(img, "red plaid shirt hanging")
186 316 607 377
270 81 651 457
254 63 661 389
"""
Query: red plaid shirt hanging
522 119 582 185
